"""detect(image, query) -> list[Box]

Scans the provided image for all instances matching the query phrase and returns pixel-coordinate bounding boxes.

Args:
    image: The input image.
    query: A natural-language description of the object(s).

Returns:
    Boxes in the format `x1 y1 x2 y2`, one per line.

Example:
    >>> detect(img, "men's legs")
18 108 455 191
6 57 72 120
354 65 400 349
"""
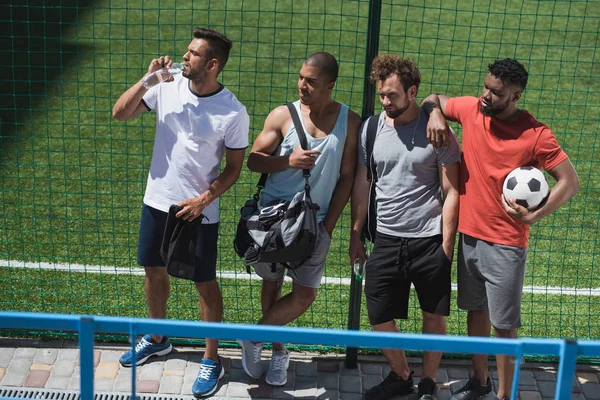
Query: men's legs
494 327 517 399
363 234 416 399
454 234 526 400
260 279 317 350
372 321 411 379
195 279 223 361
451 234 493 399
191 223 225 398
467 310 491 383
144 266 171 342
120 205 173 368
421 311 446 381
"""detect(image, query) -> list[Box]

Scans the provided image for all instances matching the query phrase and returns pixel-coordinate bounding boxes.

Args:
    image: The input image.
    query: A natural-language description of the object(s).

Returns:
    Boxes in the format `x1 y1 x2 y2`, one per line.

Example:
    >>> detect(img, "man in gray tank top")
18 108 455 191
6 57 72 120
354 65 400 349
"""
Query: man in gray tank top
350 55 461 400
238 52 362 386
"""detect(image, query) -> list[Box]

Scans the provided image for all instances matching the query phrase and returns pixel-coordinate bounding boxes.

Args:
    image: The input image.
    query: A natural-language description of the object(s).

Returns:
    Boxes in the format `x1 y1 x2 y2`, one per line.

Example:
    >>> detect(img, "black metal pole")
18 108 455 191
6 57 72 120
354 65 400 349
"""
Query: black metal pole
345 0 382 370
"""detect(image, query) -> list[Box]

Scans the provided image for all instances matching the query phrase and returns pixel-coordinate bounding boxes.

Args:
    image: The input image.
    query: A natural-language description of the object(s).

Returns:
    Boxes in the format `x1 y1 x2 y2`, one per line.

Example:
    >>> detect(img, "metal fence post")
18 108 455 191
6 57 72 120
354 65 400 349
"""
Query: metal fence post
555 338 578 399
79 316 95 400
345 0 383 369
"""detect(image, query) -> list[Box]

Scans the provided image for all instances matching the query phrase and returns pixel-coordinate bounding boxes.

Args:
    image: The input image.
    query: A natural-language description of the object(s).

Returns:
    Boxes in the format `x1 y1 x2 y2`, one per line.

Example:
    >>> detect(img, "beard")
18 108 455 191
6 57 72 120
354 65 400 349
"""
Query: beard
480 99 510 116
182 64 208 83
385 104 409 119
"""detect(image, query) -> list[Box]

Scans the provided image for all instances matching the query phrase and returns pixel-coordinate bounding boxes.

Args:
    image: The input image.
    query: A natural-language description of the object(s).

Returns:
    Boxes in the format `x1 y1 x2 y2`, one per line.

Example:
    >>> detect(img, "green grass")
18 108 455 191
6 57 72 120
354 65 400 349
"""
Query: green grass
1 0 599 342
2 266 599 342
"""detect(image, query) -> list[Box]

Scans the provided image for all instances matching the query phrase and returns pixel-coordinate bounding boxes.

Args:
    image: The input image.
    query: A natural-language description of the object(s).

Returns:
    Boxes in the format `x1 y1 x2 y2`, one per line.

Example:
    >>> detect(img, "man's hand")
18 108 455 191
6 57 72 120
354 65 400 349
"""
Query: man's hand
288 145 321 169
426 109 450 149
442 240 454 262
176 196 208 222
502 195 539 225
146 56 175 83
349 232 367 266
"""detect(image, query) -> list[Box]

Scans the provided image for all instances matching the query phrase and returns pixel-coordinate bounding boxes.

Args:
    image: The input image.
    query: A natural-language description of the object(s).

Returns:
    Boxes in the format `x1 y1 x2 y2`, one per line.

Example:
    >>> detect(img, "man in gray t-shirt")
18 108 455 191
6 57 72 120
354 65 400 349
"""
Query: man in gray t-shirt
350 55 460 400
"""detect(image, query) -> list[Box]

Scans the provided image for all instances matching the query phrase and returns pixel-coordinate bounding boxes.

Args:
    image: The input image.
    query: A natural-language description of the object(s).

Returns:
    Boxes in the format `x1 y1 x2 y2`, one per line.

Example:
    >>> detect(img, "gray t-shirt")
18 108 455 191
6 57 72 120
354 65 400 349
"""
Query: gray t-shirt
358 108 461 237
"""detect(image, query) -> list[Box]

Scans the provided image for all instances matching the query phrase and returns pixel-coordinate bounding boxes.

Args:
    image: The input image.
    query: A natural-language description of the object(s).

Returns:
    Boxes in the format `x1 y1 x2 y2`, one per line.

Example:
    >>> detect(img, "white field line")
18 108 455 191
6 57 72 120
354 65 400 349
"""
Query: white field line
2 259 600 297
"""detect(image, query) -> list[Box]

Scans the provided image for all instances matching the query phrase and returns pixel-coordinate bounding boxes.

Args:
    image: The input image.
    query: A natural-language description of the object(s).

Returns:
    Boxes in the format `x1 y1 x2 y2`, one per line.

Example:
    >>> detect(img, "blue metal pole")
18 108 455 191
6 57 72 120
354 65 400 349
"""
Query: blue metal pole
78 316 95 400
130 322 137 400
555 338 578 399
510 343 523 400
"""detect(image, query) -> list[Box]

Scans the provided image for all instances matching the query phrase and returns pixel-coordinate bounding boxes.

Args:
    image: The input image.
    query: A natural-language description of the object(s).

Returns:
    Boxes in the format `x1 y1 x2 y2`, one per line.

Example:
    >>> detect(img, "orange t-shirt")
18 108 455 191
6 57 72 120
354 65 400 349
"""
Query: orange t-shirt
446 96 568 248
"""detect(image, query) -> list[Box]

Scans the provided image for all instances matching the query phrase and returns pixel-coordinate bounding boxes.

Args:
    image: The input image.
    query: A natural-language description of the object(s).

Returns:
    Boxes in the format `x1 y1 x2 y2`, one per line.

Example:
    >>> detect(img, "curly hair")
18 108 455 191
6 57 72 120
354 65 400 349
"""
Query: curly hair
488 58 528 90
193 27 233 71
370 54 421 92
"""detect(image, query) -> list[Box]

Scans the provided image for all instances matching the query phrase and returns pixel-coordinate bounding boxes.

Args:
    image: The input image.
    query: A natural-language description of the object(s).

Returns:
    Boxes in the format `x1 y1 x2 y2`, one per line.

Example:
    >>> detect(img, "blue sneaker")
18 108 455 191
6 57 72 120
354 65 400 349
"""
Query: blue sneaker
192 357 224 398
119 334 173 367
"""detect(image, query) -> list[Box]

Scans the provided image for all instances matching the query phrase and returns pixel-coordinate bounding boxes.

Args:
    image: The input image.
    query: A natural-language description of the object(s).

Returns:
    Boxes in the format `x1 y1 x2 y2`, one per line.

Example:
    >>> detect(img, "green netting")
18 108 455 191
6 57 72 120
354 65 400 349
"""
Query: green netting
0 0 599 352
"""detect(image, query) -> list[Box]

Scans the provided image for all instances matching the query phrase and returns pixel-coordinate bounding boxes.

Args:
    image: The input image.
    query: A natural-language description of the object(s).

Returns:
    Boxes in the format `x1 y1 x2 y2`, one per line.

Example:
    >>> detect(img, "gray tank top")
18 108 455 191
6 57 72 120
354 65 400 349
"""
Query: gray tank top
260 101 349 222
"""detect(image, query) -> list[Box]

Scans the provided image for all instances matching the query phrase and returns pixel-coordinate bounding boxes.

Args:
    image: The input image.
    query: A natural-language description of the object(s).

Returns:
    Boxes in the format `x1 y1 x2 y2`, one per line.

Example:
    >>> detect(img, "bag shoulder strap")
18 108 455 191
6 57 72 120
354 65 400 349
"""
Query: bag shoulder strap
286 103 311 178
366 113 380 183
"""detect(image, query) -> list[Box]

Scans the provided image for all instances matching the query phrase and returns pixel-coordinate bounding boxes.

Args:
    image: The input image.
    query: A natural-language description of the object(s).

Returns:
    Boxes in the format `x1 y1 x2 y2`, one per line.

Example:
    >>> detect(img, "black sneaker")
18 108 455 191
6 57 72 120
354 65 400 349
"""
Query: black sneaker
450 377 492 400
363 371 415 400
418 377 437 399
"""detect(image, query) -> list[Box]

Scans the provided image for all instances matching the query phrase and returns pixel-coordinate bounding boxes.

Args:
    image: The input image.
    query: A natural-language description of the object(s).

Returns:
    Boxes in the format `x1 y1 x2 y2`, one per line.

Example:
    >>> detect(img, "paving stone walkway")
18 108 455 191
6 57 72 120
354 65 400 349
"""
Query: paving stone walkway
1 339 599 399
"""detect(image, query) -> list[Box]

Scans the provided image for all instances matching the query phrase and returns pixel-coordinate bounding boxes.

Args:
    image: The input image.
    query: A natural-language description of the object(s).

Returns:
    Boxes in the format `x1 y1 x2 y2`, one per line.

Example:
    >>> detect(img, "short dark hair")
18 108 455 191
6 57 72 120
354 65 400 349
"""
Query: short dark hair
192 27 233 72
488 58 528 90
370 54 421 92
304 52 339 82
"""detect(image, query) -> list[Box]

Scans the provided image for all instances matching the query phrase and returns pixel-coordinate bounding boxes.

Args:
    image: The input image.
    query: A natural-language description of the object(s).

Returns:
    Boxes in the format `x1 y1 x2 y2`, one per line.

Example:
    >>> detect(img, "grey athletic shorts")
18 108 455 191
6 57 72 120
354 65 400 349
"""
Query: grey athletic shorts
253 223 331 289
457 233 527 330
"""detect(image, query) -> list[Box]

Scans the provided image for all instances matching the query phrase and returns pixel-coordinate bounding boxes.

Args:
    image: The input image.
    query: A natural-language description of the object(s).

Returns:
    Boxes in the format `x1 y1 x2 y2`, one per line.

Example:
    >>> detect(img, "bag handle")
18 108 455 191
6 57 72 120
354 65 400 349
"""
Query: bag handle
286 103 311 178
253 103 312 199
365 113 380 183
286 103 312 195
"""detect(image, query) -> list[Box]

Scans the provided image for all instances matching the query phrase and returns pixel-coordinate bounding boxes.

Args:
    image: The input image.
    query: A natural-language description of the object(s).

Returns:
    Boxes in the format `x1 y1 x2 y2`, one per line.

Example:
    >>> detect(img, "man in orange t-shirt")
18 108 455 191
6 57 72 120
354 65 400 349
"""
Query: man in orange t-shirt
421 59 579 400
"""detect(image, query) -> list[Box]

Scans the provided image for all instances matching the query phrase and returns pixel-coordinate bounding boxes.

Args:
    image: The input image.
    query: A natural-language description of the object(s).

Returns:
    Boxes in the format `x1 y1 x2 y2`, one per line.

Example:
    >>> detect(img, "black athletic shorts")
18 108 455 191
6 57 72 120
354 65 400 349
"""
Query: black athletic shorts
137 204 219 282
364 232 451 325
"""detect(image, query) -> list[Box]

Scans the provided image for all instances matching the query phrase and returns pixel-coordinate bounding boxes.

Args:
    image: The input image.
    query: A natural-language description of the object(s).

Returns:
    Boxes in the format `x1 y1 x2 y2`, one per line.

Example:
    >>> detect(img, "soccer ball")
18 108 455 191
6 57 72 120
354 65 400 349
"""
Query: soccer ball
503 166 549 211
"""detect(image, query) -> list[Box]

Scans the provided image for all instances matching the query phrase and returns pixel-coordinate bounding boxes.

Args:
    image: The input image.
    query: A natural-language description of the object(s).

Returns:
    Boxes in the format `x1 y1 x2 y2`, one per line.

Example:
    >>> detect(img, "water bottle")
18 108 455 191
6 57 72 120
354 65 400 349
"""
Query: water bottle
141 62 185 89
353 258 365 280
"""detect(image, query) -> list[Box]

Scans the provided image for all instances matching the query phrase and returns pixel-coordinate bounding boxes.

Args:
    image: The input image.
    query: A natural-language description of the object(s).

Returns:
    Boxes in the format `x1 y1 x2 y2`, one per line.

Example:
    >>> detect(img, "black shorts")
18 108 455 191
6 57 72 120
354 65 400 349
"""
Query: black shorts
364 232 451 325
137 204 219 282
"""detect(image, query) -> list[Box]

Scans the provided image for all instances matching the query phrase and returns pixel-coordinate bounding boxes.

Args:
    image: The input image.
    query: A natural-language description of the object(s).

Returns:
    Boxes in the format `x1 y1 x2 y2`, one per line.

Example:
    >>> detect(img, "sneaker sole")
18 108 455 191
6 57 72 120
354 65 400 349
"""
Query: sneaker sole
192 366 225 398
120 343 173 367
237 340 263 379
265 357 290 386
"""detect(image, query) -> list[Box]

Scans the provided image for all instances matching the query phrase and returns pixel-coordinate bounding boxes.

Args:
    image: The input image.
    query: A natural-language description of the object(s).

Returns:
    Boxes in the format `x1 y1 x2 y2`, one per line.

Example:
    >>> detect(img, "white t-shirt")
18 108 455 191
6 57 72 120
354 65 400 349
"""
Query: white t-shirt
141 74 249 223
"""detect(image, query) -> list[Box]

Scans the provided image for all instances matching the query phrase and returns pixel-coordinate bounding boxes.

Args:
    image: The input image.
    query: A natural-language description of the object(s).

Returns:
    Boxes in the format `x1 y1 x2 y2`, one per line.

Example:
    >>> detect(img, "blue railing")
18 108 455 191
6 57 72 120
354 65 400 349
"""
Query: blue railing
0 311 598 400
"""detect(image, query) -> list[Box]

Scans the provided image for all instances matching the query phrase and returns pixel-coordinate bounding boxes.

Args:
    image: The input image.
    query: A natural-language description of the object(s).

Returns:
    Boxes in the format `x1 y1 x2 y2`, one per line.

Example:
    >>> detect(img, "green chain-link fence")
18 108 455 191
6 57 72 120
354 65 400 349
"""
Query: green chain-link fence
1 0 599 350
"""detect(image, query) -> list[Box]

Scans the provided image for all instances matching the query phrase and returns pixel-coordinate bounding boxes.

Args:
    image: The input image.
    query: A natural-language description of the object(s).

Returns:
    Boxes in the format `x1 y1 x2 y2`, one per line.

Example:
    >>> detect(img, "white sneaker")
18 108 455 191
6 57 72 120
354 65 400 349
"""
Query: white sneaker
265 349 290 386
237 339 264 378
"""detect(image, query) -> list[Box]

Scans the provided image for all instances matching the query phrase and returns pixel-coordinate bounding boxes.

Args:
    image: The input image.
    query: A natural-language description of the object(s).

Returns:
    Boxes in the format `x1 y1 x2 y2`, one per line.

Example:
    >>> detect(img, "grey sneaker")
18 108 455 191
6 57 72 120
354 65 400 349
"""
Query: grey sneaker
237 339 264 379
265 349 290 386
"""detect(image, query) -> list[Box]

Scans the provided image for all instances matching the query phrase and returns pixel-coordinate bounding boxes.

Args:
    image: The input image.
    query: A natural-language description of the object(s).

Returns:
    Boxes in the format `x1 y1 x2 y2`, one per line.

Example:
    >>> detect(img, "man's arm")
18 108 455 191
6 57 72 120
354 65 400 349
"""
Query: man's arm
176 147 247 221
439 162 460 260
421 94 453 149
349 163 369 263
322 111 362 237
247 106 320 173
112 56 173 121
503 158 580 225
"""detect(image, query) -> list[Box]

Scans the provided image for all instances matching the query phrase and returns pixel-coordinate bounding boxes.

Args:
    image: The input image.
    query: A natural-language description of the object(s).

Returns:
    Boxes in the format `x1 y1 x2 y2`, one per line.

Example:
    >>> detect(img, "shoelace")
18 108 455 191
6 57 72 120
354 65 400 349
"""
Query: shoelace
198 363 215 381
135 339 152 353
252 343 264 363
270 353 288 370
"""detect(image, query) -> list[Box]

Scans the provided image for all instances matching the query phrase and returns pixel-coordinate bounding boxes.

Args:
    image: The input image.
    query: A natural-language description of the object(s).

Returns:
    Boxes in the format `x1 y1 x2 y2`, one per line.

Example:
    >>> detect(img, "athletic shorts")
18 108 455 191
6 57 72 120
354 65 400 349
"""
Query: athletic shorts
253 223 331 289
137 204 219 282
364 232 451 326
457 233 527 330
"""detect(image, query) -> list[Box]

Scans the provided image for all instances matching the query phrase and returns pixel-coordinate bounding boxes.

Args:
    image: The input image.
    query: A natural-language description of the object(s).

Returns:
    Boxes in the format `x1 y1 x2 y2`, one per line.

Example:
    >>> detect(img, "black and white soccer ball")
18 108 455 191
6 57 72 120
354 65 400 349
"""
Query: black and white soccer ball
503 166 549 211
